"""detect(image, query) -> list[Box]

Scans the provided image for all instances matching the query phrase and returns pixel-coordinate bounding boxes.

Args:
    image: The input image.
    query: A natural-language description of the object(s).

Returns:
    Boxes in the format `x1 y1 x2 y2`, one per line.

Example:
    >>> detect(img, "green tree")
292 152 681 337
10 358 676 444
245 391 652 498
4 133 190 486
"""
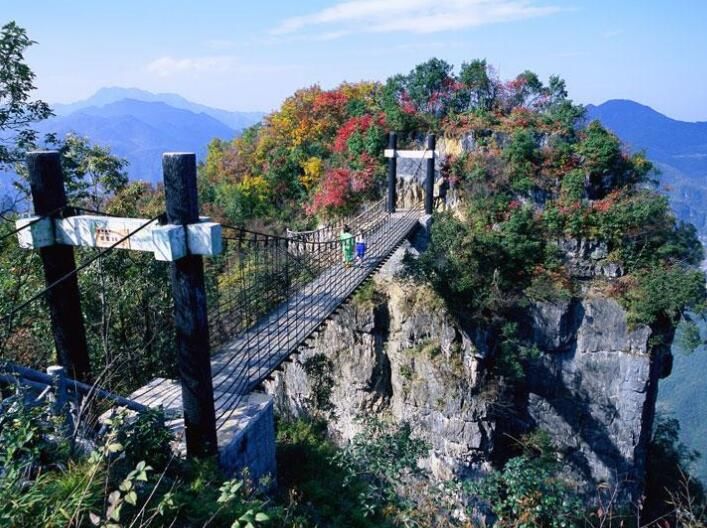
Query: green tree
403 58 455 117
459 58 498 111
0 22 52 167
577 121 652 198
13 134 129 208
503 129 540 192
506 70 545 109
58 134 129 208
546 75 568 105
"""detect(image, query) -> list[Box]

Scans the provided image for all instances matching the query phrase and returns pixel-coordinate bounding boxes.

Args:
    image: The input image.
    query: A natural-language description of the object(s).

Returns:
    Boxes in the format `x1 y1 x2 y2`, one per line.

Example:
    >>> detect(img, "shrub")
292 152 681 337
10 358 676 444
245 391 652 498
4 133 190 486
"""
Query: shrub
276 418 395 527
503 129 540 193
618 265 706 327
116 408 174 471
0 395 277 528
469 431 583 527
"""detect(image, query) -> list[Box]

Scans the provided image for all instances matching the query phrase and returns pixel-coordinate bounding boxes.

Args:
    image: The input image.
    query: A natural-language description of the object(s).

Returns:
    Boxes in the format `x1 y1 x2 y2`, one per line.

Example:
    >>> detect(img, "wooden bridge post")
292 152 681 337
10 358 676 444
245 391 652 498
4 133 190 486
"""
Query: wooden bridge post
386 132 397 213
425 134 436 214
27 151 91 382
162 152 218 458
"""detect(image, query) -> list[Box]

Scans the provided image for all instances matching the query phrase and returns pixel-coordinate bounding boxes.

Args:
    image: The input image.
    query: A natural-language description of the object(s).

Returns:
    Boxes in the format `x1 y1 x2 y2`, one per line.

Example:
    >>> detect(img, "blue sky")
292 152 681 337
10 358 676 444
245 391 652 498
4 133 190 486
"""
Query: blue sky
4 0 707 121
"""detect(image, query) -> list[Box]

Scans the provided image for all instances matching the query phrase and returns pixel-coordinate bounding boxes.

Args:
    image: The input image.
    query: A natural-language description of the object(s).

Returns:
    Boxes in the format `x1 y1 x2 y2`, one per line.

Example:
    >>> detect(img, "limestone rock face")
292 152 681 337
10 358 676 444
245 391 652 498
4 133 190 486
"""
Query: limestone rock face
558 238 624 279
525 297 658 502
265 242 664 504
265 244 495 480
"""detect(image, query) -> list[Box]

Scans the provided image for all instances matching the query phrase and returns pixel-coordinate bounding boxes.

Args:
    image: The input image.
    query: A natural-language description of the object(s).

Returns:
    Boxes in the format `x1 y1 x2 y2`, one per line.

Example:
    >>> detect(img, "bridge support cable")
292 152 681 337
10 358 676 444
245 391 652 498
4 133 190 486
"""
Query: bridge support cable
425 134 436 215
387 132 397 213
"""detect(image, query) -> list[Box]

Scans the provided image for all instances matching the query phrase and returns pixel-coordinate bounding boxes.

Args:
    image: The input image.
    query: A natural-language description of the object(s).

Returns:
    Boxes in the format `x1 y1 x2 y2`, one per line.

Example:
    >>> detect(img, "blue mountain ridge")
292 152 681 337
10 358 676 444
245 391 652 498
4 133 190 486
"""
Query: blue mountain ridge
35 99 238 183
587 99 707 485
586 100 707 235
53 87 265 131
1 89 264 191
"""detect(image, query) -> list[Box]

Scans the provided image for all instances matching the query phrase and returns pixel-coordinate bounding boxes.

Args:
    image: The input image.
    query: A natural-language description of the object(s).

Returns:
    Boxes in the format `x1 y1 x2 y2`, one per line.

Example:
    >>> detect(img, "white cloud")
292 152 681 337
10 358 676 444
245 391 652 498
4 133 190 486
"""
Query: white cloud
145 55 301 79
205 39 238 50
271 0 562 37
146 56 235 77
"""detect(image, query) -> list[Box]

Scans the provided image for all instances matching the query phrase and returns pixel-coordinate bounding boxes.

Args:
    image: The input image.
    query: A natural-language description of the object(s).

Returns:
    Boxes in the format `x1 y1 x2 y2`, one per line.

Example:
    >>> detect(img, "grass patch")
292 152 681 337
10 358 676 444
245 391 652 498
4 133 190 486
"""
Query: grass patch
351 280 385 308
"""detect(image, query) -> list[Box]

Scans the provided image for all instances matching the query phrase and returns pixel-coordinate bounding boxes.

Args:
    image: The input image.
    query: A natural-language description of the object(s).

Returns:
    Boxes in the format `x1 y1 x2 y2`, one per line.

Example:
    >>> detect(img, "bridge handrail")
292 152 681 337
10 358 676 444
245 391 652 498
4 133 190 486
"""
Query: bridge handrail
0 361 148 412
285 197 387 242
209 202 425 416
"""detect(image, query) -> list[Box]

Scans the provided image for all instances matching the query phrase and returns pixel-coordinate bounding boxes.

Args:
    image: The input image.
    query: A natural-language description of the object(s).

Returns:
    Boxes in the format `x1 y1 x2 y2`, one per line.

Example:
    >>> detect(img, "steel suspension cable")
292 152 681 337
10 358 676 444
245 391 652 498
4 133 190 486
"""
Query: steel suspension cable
0 205 69 243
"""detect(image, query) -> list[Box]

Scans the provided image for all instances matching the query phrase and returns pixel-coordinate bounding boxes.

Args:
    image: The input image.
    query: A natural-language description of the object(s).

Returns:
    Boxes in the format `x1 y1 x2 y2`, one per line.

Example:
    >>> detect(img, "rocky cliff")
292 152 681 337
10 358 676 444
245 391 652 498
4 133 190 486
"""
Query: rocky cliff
523 295 669 503
264 234 670 506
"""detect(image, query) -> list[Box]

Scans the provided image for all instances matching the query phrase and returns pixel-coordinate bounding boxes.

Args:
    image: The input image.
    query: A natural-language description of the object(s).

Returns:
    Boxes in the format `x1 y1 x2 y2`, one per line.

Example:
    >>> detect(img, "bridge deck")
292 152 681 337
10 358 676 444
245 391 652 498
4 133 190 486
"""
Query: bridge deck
130 209 423 429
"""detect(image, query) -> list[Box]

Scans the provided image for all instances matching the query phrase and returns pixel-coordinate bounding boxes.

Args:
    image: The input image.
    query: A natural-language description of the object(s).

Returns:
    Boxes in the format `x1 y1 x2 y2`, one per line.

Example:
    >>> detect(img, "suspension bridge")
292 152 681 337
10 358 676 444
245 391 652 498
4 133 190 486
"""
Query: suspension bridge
129 202 424 432
0 133 437 471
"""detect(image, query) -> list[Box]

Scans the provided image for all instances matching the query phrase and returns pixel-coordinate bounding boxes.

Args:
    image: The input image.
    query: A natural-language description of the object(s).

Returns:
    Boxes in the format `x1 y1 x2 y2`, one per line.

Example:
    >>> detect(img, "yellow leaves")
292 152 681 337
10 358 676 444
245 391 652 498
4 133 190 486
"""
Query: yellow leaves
441 137 464 157
339 81 381 105
239 174 268 201
300 157 324 191
266 85 323 147
202 80 384 200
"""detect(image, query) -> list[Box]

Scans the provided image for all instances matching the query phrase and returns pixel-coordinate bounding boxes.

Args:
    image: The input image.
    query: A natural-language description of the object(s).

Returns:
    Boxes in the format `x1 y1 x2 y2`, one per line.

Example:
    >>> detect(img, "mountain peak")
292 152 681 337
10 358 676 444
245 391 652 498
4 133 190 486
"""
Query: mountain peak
53 87 264 130
586 98 707 166
588 99 675 122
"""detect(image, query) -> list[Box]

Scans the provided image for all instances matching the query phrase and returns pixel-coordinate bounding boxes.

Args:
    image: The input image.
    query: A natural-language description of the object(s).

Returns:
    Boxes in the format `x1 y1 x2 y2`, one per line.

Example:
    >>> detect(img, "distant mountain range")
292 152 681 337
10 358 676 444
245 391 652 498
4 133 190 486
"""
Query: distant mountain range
0 88 264 194
587 100 707 485
37 98 238 183
53 87 264 131
586 100 707 239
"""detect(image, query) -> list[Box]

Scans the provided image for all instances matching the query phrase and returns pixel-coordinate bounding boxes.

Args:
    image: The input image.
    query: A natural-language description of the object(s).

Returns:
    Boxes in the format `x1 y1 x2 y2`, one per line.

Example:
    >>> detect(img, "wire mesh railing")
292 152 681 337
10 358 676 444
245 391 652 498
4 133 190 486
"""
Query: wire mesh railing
285 197 388 245
2 193 424 443
207 203 424 428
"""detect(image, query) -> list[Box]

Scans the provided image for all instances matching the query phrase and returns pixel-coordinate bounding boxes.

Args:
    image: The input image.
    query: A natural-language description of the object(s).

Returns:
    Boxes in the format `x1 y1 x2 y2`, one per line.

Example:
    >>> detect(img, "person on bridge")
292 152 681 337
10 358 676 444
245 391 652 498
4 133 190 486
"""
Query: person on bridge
339 224 355 267
355 230 367 266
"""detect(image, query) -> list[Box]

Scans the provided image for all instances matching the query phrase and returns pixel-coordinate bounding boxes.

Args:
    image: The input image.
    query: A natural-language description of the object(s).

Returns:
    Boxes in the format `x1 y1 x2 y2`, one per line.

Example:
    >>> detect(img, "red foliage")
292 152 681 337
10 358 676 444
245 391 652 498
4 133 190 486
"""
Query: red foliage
307 168 352 215
333 115 373 153
506 107 534 128
400 91 417 115
559 201 582 215
351 153 377 192
312 90 349 114
332 113 386 153
592 190 622 213
505 77 527 94
308 154 379 216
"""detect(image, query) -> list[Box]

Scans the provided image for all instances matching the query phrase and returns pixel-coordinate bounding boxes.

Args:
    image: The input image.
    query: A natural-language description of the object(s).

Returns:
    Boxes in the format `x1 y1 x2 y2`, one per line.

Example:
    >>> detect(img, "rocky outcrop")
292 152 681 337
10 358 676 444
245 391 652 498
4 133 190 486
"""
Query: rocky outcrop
265 243 496 480
558 238 624 279
524 296 661 502
264 240 667 506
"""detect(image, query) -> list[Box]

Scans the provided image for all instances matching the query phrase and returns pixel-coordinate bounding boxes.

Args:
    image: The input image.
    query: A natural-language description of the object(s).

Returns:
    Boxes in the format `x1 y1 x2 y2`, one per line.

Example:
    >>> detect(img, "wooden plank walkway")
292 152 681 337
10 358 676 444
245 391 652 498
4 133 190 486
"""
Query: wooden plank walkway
131 208 423 428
